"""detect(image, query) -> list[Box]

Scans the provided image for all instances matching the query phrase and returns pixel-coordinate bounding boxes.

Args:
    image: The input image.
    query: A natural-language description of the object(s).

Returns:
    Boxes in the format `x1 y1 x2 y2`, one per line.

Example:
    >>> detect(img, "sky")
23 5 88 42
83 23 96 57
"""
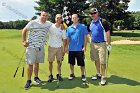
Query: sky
0 0 139 22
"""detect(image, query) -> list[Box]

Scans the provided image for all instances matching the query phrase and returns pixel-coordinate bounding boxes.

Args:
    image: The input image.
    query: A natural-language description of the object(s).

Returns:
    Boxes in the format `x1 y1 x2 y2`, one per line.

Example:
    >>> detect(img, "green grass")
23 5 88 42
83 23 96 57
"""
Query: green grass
0 29 140 93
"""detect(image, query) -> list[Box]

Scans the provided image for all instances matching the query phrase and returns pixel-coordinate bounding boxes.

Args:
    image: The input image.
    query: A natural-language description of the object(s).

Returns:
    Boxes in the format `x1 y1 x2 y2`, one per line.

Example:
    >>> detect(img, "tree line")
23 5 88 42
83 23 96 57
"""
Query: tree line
0 20 29 29
0 0 140 30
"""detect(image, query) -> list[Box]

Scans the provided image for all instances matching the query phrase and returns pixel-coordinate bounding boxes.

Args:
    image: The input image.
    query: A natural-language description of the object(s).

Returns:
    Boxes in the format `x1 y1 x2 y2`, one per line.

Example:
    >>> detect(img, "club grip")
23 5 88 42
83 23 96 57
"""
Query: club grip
13 67 19 78
108 50 110 55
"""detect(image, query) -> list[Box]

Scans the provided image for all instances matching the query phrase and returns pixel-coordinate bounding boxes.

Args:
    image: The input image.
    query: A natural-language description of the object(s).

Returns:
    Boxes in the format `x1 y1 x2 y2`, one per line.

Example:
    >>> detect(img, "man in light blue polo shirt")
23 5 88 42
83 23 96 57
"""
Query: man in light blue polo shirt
88 8 111 85
65 14 88 82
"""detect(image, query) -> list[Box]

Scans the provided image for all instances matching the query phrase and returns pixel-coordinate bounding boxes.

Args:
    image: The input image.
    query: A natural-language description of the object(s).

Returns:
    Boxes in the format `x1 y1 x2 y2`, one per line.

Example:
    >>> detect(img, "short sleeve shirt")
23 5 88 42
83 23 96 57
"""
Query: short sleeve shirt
48 24 66 48
66 23 88 51
89 17 110 42
25 19 52 48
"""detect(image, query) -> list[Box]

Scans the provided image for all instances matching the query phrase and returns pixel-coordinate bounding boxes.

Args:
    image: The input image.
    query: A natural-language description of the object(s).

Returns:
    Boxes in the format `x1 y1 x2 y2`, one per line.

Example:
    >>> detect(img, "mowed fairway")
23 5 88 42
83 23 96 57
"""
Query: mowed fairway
0 29 140 93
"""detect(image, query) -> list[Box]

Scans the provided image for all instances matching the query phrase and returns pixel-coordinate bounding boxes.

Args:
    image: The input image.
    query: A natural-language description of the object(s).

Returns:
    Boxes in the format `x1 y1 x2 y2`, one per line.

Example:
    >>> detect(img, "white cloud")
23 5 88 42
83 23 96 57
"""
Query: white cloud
0 0 39 22
129 0 136 6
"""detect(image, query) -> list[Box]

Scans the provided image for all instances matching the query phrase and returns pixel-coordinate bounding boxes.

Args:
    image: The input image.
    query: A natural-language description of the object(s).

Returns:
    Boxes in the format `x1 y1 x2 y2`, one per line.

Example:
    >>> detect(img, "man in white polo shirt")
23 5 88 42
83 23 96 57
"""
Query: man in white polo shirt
47 14 67 82
22 10 53 90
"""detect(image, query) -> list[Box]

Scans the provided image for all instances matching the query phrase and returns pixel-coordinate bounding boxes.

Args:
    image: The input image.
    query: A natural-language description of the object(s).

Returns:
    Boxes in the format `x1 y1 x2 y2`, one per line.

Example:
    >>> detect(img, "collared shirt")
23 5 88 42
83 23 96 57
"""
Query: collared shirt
90 17 109 43
48 24 66 48
25 19 53 48
66 23 88 51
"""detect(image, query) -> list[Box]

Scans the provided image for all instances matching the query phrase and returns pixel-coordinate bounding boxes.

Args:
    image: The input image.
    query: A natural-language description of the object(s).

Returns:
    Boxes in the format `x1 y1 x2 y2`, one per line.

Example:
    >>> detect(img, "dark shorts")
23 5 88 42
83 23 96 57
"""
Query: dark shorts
68 51 85 66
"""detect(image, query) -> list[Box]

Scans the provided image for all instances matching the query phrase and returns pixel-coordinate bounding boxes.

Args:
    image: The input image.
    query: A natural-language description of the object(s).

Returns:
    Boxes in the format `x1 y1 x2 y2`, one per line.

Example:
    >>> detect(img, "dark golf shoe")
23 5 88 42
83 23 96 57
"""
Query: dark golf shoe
56 74 63 81
47 75 54 82
24 80 32 90
34 77 42 84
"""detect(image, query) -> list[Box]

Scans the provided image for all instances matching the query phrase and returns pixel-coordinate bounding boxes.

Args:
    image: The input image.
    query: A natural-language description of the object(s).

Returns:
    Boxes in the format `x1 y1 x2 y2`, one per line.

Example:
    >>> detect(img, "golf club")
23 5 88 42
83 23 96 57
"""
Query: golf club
13 49 26 78
106 50 110 78
22 59 25 77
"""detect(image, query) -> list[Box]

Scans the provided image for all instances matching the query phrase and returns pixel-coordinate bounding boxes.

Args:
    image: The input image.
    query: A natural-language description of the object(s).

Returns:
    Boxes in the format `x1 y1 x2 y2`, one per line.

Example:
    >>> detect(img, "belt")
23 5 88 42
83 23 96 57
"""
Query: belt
93 41 105 43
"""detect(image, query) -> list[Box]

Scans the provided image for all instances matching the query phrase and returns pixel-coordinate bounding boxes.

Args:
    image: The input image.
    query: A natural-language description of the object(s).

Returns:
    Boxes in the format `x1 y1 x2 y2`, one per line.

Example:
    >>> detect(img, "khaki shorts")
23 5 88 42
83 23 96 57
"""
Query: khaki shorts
48 46 63 62
26 47 45 65
90 42 106 64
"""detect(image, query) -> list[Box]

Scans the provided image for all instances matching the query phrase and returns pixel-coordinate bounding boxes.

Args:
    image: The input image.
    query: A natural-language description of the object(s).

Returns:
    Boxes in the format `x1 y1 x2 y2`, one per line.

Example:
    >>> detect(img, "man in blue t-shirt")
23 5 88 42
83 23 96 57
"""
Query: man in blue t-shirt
65 14 88 82
88 8 111 85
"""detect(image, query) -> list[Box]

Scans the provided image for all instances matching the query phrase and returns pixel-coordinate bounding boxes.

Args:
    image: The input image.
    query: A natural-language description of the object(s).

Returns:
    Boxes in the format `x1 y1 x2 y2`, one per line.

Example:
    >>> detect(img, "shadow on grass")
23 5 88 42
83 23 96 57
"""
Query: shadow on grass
108 75 140 86
31 77 97 91
30 75 140 91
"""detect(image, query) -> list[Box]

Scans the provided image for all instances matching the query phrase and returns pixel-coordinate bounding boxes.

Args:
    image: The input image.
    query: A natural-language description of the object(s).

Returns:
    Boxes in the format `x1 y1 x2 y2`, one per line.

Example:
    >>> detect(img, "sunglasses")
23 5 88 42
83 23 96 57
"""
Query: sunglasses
90 12 97 15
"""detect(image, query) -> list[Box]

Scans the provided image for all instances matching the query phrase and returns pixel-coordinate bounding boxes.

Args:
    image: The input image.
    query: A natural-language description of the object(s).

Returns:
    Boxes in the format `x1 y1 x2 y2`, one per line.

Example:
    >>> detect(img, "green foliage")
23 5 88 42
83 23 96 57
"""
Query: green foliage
114 20 124 29
90 0 130 32
117 12 140 30
0 21 4 29
13 20 29 29
31 16 37 20
34 0 90 22
133 12 140 30
0 20 29 29
34 0 131 32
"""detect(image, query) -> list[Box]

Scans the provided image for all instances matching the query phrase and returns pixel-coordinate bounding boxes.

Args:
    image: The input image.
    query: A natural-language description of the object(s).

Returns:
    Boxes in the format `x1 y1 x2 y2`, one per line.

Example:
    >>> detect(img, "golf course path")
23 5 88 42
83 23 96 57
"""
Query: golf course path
111 40 140 44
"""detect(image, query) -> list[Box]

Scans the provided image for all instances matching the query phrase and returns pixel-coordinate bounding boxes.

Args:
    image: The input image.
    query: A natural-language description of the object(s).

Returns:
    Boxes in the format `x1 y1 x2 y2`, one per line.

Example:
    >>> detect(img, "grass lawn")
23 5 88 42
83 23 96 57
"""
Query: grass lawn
0 29 140 93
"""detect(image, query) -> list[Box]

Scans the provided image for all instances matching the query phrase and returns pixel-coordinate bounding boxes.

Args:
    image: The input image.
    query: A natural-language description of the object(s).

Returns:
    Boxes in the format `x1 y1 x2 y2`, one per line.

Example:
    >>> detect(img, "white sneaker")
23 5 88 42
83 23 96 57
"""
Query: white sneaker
100 77 106 85
81 75 86 82
91 74 101 80
68 74 75 80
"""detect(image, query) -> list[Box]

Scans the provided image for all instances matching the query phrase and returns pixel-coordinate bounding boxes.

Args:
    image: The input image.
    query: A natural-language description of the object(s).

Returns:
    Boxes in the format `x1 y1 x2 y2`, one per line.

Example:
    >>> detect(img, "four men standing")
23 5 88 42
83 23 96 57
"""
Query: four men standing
22 7 111 90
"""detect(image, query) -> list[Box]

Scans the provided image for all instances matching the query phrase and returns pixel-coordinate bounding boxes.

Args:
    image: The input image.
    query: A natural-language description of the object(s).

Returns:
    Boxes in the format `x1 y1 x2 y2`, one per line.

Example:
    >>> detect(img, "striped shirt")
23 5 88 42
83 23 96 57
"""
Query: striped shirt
25 19 52 48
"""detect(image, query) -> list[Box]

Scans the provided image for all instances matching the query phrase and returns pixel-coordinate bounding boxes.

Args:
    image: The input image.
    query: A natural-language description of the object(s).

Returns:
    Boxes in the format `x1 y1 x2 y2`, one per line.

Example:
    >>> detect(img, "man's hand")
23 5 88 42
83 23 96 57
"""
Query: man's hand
107 44 111 52
23 41 29 47
82 47 86 53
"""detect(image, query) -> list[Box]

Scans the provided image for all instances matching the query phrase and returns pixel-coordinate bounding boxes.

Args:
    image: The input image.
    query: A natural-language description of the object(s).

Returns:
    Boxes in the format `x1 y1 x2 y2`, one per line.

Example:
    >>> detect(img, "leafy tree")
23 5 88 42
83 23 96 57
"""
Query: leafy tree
1 20 28 29
0 21 4 29
3 22 11 29
133 11 140 30
34 0 64 22
31 16 37 20
8 21 14 29
13 20 28 29
123 13 135 30
34 0 130 32
88 0 130 33
34 0 90 22
114 20 124 29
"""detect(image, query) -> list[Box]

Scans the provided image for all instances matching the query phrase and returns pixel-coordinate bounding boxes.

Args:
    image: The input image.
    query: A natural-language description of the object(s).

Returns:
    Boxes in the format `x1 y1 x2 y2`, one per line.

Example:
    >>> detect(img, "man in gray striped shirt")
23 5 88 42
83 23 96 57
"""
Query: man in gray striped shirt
22 10 52 90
